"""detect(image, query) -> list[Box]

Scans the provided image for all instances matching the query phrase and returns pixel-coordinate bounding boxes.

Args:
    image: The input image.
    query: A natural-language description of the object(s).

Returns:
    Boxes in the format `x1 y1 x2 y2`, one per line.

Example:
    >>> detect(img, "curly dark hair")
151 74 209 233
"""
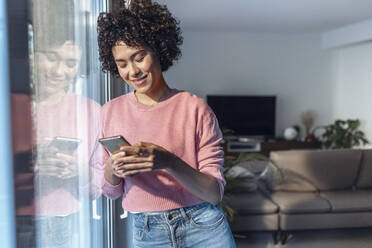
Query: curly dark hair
97 0 183 76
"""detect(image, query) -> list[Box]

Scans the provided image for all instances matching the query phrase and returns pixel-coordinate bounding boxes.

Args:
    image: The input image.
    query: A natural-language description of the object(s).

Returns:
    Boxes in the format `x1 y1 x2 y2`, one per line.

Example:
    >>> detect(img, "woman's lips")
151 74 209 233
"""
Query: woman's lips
132 76 147 86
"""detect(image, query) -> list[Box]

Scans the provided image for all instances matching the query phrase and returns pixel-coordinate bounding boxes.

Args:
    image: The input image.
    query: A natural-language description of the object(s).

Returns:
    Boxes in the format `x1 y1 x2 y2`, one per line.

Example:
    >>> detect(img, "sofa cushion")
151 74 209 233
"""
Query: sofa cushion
269 149 362 191
266 166 318 192
271 192 331 214
320 190 372 212
229 214 279 232
280 212 372 231
356 149 372 189
224 192 279 215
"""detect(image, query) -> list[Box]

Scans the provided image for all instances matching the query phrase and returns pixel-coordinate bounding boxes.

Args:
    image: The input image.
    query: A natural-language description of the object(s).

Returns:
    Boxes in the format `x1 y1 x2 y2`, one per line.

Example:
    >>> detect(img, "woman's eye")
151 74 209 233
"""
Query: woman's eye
45 53 57 62
118 63 127 69
135 56 144 62
66 60 77 68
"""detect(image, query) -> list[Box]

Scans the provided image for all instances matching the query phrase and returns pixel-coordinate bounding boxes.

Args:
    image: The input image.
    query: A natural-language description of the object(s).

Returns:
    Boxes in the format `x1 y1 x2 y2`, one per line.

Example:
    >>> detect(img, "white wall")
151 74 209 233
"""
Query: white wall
323 19 372 49
331 42 372 147
165 31 334 138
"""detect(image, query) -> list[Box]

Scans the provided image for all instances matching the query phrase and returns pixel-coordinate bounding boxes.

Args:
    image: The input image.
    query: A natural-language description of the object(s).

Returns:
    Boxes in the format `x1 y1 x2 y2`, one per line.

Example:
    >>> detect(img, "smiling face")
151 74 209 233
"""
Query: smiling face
34 41 81 98
111 41 165 99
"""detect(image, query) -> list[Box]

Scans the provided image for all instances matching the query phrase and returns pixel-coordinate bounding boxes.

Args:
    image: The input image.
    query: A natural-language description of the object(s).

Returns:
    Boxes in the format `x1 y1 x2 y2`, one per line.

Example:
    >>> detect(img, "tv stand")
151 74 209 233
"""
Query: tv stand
223 138 322 157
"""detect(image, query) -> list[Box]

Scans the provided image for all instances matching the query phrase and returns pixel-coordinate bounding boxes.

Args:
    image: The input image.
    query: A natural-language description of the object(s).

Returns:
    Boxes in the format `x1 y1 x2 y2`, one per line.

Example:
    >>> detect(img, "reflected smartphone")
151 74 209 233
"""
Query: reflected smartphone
99 135 131 154
48 136 81 155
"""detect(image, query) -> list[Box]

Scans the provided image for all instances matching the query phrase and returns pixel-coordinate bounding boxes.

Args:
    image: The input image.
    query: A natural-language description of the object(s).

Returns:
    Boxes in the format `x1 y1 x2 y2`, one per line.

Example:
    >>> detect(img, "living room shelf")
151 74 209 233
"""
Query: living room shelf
223 139 322 157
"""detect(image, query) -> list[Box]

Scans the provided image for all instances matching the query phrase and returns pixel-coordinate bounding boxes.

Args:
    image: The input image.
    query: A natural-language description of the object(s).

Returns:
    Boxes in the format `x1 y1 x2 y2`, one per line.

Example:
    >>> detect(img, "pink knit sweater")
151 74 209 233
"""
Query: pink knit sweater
100 89 225 212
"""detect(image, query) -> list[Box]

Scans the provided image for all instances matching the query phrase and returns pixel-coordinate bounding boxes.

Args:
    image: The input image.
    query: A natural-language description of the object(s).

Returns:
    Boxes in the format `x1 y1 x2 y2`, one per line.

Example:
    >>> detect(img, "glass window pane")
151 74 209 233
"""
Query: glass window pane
13 0 107 247
0 0 16 246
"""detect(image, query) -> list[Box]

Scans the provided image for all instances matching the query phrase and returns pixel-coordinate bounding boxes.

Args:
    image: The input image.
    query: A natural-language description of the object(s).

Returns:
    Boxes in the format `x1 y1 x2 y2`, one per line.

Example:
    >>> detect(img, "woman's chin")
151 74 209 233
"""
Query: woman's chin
134 84 152 94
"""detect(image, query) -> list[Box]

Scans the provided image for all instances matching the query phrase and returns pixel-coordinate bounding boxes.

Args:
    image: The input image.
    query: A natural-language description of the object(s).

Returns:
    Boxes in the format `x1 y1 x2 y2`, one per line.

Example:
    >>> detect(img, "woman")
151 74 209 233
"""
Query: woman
14 1 102 245
97 1 236 247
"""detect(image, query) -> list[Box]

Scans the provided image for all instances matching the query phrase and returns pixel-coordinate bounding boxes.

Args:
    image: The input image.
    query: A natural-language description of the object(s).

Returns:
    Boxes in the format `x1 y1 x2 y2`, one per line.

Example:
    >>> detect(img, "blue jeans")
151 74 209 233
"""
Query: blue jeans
16 214 78 248
131 202 236 248
36 214 78 248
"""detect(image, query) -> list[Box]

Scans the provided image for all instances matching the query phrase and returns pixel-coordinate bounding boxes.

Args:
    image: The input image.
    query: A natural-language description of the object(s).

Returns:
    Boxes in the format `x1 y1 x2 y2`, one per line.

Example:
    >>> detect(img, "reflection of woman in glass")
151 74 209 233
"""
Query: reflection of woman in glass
13 1 102 246
32 42 101 247
97 1 236 247
32 39 101 203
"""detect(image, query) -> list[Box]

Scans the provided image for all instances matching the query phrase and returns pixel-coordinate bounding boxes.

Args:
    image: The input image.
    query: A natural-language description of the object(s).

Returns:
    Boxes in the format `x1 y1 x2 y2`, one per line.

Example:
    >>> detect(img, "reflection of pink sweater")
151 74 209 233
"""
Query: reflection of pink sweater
11 93 102 216
101 89 225 212
33 93 102 216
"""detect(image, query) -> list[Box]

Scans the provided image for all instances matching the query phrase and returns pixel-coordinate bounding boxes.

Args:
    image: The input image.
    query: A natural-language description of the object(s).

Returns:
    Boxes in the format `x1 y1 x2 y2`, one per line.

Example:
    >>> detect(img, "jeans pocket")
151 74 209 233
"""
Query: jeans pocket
190 204 225 229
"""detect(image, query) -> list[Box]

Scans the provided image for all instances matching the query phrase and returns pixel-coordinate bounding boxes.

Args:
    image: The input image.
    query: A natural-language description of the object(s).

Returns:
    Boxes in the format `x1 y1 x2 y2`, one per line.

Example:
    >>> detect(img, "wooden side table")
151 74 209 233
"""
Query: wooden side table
260 140 322 156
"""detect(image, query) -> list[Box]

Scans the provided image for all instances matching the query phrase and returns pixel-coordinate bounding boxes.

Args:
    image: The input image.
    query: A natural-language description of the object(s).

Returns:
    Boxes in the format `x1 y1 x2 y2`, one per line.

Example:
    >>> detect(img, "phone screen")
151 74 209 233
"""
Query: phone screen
99 135 130 154
48 137 81 155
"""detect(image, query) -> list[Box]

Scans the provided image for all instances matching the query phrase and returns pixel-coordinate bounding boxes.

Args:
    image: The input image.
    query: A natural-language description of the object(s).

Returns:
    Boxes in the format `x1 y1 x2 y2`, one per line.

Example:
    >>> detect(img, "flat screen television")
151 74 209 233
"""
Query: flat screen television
207 95 276 138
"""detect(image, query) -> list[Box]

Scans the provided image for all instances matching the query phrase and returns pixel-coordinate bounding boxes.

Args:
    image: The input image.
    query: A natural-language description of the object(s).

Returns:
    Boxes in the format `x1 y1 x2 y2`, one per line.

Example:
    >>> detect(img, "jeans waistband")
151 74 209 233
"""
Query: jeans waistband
134 202 210 217
134 202 213 232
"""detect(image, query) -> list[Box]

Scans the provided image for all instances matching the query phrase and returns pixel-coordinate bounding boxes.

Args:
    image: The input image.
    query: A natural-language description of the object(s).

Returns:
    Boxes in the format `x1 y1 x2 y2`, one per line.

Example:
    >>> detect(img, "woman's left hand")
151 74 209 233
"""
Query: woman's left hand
114 142 221 205
35 151 79 180
112 142 176 177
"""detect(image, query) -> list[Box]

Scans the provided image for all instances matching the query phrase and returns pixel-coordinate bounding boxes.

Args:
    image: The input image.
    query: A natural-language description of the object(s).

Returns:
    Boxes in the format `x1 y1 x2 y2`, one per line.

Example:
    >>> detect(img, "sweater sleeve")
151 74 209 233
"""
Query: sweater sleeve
99 107 125 199
99 141 125 199
196 108 226 202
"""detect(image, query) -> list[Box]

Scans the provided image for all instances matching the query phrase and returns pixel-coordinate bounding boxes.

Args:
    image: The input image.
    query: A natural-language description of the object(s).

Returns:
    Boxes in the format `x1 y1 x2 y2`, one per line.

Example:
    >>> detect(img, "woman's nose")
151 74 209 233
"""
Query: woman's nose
128 62 141 78
51 62 65 77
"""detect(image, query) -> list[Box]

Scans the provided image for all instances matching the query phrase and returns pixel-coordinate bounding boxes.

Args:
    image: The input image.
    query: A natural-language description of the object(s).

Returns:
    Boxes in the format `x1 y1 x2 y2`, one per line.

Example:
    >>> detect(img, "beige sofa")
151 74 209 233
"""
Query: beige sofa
226 149 372 244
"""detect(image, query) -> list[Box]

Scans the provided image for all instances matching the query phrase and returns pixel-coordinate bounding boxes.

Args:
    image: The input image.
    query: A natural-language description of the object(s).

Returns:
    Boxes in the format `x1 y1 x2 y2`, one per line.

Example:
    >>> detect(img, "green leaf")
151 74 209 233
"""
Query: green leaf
221 199 236 222
321 118 369 149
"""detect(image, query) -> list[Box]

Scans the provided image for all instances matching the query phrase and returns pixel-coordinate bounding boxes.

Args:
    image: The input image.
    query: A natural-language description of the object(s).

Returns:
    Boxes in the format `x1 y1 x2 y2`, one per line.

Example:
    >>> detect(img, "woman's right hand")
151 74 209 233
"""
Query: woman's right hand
104 151 126 185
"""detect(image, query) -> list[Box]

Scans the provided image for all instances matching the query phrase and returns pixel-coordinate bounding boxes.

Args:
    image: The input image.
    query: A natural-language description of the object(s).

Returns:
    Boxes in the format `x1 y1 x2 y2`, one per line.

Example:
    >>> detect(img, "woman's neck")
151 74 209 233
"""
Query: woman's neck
35 90 67 106
134 78 171 106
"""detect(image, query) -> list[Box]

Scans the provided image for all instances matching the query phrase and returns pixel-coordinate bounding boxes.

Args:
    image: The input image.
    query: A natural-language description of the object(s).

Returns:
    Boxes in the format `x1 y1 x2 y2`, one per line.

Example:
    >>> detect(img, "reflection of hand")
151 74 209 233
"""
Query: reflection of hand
34 146 78 179
111 142 176 178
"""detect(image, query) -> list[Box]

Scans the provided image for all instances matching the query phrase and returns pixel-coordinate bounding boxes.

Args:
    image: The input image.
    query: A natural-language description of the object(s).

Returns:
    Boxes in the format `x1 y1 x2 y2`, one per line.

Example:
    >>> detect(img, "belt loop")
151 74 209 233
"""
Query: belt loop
144 215 149 232
180 207 189 221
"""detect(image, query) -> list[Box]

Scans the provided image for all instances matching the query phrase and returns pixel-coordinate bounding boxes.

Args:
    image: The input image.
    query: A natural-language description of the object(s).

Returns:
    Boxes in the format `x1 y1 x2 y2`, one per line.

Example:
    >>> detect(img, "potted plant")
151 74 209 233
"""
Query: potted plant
221 152 283 221
318 119 369 149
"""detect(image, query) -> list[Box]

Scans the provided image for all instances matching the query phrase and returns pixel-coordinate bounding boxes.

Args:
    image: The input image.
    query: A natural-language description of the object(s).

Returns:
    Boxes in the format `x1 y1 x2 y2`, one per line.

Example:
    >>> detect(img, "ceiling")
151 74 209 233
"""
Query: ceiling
159 0 372 33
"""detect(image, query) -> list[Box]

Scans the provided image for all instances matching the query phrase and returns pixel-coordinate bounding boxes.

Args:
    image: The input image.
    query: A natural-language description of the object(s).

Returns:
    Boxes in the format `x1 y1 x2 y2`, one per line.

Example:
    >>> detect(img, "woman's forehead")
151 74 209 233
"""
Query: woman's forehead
112 42 146 57
38 41 81 57
113 41 142 51
53 41 80 52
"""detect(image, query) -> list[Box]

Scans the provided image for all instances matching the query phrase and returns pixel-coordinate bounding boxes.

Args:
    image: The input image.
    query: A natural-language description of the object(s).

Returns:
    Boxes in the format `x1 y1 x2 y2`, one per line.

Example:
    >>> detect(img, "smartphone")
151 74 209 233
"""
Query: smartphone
48 136 81 155
99 135 131 154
